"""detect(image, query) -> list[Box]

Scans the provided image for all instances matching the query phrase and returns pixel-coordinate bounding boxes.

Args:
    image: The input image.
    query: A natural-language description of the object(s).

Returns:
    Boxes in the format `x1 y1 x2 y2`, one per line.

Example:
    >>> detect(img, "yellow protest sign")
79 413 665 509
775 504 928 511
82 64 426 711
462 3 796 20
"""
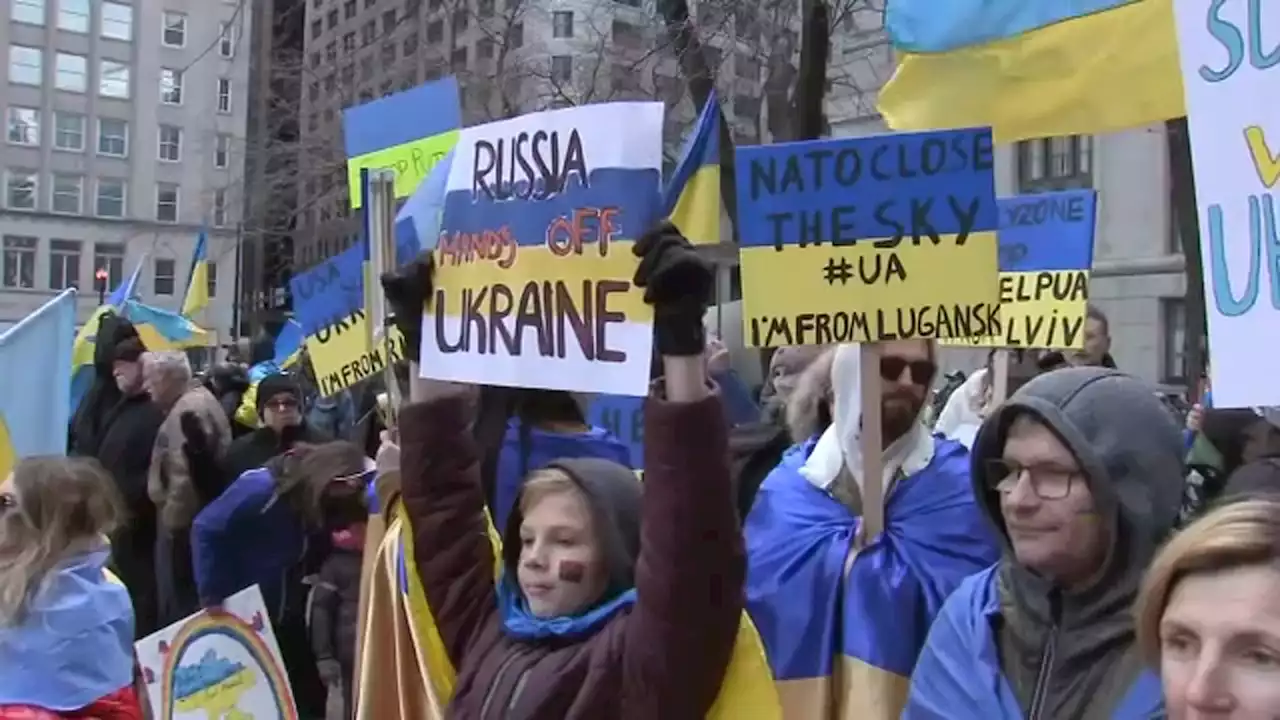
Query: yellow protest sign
943 271 1090 349
306 310 406 397
734 128 1001 347
346 130 459 209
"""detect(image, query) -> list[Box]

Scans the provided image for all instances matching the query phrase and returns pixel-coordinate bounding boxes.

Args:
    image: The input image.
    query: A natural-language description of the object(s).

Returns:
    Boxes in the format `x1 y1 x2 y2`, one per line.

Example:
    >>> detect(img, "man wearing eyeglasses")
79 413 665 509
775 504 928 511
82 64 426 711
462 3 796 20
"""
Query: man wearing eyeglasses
905 366 1183 719
221 373 333 489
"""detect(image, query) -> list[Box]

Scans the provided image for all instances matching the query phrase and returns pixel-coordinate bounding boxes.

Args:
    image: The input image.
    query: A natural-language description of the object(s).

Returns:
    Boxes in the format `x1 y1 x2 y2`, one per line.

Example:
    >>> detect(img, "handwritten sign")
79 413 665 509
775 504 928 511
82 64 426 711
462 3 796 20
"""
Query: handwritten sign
1173 0 1280 407
734 128 1000 347
945 190 1097 349
135 585 296 719
305 309 406 396
420 102 665 396
588 394 645 468
343 76 461 209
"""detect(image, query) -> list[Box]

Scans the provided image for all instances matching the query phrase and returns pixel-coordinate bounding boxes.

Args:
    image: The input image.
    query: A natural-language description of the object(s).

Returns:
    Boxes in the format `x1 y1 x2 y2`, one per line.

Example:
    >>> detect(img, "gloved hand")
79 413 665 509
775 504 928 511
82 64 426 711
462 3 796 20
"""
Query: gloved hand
317 657 344 687
381 252 435 364
633 223 714 357
180 412 223 505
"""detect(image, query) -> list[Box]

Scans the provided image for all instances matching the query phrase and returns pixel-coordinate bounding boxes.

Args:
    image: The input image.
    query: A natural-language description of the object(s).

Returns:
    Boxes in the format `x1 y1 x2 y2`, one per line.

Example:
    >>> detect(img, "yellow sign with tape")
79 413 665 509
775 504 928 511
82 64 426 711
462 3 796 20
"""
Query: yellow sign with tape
346 130 459 209
306 310 406 397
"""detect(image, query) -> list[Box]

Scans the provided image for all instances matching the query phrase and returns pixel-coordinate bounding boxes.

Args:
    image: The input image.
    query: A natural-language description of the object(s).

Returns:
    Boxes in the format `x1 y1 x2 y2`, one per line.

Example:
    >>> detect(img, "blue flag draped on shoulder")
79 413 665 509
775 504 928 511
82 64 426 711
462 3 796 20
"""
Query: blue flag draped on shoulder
1 289 77 478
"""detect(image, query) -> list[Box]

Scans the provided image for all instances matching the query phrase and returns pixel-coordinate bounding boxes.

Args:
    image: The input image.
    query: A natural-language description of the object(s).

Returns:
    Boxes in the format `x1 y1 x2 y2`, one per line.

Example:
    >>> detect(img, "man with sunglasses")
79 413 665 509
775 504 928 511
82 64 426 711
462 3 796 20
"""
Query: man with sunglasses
744 340 1001 716
905 366 1183 719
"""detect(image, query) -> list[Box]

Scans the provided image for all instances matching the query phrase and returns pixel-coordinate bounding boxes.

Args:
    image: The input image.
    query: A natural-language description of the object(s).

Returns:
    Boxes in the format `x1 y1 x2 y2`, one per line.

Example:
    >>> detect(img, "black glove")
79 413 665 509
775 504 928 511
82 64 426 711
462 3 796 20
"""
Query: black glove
633 223 714 357
180 412 223 505
381 251 435 364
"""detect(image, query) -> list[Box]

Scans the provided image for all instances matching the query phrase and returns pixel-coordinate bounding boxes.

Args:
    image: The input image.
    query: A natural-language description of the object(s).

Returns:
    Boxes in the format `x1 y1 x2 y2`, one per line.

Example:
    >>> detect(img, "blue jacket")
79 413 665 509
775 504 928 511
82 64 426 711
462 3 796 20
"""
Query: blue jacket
192 467 310 620
492 420 632 532
0 547 135 710
307 389 356 440
904 566 1163 719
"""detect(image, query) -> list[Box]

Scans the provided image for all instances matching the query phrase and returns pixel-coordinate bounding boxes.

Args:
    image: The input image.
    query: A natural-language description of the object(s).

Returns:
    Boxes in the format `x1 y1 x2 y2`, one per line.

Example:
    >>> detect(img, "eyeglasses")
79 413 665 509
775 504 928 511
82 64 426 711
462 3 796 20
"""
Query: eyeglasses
880 356 936 386
985 458 1082 500
266 399 299 410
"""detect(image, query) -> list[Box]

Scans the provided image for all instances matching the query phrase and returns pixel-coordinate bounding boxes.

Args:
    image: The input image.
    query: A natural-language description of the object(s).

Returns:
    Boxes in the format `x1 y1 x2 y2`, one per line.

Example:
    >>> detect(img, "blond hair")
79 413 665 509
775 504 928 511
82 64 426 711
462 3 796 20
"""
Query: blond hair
1134 498 1280 665
0 457 124 625
518 468 581 516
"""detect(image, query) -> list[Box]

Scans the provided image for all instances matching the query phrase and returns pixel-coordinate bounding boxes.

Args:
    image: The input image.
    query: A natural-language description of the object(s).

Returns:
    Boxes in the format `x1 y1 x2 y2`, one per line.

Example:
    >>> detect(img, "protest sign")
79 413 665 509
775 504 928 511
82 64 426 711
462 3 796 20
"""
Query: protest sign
1173 0 1280 407
343 76 461 209
135 585 296 718
306 308 406 396
734 128 1000 347
588 394 645 468
420 102 665 396
289 244 364 337
945 189 1097 349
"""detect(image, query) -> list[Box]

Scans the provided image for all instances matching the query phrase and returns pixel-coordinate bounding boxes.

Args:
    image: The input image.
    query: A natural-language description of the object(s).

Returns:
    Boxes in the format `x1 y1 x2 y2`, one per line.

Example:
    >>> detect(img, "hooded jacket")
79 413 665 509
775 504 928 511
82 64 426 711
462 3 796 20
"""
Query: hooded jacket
70 313 139 457
904 367 1183 719
399 387 745 718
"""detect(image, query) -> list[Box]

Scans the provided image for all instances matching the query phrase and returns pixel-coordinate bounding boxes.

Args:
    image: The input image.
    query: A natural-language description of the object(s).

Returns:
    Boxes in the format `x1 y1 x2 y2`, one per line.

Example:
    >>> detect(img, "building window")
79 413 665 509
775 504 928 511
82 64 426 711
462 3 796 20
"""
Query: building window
97 118 128 156
344 0 356 18
213 188 229 226
219 22 236 57
56 0 89 32
9 46 43 86
341 63 354 85
50 174 82 214
403 31 418 55
215 134 231 169
49 239 81 290
11 0 45 25
162 11 187 47
100 1 133 40
5 170 37 210
612 20 641 49
95 178 126 217
1017 135 1094 192
54 52 87 92
343 31 355 51
615 0 640 7
206 261 218 298
451 46 467 71
451 10 467 32
426 19 443 42
1161 297 1187 385
311 19 322 38
361 20 375 45
552 10 573 38
160 67 183 104
153 257 176 295
99 60 130 98
6 107 40 146
477 0 493 17
510 23 523 47
2 236 37 289
158 125 182 161
53 111 84 150
360 55 374 80
477 37 494 59
382 8 396 32
94 242 125 288
381 42 396 65
551 55 572 84
156 183 179 222
216 78 232 113
327 8 338 28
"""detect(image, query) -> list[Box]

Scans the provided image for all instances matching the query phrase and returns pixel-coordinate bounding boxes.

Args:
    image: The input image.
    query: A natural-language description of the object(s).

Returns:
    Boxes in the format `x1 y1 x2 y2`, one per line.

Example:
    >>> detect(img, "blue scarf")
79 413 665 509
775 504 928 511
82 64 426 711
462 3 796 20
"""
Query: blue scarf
497 574 637 641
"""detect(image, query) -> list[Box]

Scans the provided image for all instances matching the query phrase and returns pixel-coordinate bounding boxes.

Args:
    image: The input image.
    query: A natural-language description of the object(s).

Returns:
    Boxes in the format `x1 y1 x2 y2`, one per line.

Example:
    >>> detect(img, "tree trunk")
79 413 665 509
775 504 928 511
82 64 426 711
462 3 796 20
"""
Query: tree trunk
794 0 829 142
1166 117 1207 397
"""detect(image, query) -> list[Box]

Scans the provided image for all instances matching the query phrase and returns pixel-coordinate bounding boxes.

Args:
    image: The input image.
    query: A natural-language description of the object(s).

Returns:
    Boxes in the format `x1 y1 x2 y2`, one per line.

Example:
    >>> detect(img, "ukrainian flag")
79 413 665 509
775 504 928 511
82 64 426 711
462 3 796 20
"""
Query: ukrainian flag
663 92 721 246
1 289 78 478
181 228 210 318
878 0 1185 143
122 300 211 352
233 320 307 430
69 259 145 414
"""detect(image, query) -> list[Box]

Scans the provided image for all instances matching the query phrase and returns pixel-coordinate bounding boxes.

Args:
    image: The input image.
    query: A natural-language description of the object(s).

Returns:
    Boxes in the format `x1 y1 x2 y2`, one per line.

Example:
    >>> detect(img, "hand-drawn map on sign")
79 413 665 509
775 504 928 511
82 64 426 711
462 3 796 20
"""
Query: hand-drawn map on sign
420 102 665 396
135 585 297 720
945 189 1097 349
734 127 1000 347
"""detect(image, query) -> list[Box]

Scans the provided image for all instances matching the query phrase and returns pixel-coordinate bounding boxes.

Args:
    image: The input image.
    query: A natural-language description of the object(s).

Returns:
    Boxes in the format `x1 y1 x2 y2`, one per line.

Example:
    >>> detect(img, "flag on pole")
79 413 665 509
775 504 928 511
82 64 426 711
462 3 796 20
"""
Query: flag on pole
181 228 210 318
2 289 78 478
663 92 722 246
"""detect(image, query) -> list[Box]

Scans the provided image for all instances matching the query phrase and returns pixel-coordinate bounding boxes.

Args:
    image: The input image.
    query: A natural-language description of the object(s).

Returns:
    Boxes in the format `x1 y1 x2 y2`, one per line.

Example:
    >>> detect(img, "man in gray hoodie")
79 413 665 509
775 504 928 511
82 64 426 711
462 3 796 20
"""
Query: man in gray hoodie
905 366 1183 718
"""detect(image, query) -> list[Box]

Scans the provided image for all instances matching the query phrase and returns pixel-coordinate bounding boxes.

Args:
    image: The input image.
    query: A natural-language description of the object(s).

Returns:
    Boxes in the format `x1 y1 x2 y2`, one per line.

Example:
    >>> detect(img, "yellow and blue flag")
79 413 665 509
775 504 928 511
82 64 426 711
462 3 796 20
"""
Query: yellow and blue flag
69 259 145 413
1 289 78 478
663 92 721 246
121 300 211 351
878 0 1184 143
181 228 210 318
233 319 306 430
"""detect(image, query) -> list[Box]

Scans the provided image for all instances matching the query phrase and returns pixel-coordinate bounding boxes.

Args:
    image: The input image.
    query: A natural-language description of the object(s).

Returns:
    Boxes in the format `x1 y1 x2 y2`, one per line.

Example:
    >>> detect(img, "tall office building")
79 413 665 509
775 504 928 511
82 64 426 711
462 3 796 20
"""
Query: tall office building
1 0 251 340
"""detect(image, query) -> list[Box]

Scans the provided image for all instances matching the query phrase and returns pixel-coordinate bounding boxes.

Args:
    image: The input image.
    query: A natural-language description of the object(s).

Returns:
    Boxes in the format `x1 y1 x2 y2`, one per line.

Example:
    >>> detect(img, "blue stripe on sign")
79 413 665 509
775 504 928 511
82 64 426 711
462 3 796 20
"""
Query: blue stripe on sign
997 189 1097 273
342 76 462 158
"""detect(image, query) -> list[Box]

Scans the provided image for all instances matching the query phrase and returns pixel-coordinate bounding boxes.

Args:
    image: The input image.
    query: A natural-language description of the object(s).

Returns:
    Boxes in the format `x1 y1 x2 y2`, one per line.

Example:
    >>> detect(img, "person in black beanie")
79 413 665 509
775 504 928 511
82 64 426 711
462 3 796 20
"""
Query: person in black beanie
220 373 332 487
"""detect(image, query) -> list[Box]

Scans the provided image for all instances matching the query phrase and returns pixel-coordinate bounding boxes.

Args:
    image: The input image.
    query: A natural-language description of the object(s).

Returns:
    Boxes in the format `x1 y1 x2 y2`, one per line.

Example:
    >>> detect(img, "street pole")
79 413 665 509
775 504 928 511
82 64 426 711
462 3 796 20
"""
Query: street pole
365 168 400 424
94 267 108 304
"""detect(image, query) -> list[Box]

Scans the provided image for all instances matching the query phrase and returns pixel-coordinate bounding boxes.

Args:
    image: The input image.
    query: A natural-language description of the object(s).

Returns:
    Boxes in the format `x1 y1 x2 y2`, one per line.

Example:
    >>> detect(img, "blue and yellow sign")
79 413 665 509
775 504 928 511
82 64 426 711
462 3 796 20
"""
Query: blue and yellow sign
946 189 1097 349
734 128 1000 347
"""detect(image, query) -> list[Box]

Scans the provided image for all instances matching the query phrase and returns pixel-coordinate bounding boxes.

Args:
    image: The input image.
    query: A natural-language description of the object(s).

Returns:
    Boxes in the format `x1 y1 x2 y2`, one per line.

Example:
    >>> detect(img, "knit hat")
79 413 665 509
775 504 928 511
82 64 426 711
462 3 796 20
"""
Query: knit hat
256 373 301 418
113 337 145 363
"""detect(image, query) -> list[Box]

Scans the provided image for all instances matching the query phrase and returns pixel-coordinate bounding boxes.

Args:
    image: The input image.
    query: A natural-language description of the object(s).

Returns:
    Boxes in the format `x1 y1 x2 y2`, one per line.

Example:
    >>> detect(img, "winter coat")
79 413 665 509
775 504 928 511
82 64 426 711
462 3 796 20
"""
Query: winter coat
220 423 332 488
400 389 745 718
309 548 362 669
147 386 233 531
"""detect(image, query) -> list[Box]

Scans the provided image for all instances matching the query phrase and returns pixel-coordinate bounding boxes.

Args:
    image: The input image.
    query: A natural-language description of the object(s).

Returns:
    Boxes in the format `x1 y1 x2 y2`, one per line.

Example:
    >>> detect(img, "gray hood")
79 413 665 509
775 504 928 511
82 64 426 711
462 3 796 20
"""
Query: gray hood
970 366 1183 716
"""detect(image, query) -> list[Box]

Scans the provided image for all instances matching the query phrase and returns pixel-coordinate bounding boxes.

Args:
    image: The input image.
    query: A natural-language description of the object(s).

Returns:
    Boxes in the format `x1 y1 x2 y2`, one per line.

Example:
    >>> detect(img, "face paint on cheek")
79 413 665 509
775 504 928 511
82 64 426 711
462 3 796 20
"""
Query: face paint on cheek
558 560 586 584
